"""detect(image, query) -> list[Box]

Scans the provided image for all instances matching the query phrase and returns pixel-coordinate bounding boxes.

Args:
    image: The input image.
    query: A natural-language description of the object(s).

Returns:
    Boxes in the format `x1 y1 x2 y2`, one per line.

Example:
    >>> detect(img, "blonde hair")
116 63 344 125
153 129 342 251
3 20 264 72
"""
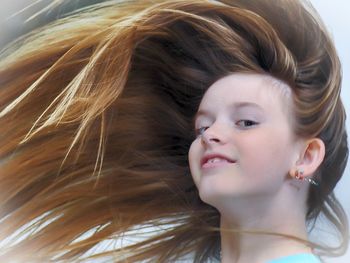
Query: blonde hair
0 0 348 262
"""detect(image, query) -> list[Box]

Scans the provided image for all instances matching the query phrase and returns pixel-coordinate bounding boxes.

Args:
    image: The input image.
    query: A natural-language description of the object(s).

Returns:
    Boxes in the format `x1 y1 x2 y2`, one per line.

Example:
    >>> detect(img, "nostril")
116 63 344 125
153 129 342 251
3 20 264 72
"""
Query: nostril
201 134 220 145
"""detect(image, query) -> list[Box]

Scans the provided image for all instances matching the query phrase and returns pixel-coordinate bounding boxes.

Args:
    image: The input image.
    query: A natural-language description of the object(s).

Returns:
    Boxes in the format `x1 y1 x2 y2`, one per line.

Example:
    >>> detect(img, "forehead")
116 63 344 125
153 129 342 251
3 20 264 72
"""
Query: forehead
198 73 292 113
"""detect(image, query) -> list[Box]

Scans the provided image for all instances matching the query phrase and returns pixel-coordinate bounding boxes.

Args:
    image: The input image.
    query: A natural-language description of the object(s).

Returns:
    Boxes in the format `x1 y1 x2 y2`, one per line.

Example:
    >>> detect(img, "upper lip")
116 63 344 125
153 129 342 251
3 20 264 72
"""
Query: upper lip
201 153 236 166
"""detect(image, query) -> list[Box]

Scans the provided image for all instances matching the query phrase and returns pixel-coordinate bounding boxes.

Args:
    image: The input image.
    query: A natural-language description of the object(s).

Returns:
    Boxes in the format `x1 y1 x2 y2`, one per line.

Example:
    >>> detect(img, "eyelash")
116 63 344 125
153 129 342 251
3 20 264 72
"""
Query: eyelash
236 119 259 128
195 127 208 136
195 120 259 136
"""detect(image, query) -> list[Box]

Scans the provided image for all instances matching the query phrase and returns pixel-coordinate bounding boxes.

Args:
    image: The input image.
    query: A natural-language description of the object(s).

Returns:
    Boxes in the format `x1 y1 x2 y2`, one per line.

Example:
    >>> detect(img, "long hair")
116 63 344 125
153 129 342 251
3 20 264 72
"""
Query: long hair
0 0 348 262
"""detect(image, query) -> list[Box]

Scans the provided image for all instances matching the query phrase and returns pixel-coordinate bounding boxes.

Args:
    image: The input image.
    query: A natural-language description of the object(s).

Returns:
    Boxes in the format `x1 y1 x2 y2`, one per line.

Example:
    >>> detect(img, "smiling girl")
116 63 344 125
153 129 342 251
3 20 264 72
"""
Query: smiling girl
0 0 348 262
189 73 326 262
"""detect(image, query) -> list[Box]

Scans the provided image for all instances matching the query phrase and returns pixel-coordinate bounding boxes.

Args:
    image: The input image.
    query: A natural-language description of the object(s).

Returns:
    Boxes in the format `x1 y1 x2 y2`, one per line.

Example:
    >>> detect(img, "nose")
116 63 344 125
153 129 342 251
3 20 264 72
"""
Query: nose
200 124 226 146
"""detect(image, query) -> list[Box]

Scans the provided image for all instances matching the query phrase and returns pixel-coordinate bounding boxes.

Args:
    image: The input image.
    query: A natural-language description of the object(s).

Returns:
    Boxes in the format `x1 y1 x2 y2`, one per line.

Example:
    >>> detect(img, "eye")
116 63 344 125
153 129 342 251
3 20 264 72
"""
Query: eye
236 120 259 128
195 126 209 137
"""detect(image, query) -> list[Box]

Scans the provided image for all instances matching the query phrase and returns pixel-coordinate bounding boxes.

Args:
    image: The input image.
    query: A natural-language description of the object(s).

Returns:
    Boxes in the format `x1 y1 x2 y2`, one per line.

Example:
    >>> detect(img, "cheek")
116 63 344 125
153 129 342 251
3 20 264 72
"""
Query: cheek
188 141 201 184
238 129 293 172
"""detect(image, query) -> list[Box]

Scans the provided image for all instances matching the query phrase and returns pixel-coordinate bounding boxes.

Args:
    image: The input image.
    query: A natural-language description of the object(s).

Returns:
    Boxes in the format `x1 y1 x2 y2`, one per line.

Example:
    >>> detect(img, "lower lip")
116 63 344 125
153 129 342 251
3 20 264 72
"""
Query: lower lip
201 161 236 169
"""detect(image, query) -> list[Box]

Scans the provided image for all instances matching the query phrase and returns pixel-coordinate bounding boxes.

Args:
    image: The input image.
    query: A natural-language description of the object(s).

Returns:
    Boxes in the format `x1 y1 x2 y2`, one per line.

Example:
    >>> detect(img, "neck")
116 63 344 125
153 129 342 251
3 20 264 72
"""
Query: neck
220 217 313 263
219 189 313 262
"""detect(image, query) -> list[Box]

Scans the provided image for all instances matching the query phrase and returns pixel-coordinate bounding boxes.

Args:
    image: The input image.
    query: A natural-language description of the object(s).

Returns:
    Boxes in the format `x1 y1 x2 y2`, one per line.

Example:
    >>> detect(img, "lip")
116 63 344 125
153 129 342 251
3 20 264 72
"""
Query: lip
201 153 236 168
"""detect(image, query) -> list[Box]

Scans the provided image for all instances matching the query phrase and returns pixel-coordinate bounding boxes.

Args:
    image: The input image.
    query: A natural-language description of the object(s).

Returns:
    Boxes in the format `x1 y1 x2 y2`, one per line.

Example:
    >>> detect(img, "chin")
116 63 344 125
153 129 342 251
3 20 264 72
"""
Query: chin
198 191 218 207
198 185 233 206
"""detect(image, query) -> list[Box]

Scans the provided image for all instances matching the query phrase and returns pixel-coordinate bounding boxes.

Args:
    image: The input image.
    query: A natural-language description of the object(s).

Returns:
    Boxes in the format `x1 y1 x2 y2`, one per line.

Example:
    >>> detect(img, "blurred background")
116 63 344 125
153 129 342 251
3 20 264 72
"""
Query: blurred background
1 0 349 262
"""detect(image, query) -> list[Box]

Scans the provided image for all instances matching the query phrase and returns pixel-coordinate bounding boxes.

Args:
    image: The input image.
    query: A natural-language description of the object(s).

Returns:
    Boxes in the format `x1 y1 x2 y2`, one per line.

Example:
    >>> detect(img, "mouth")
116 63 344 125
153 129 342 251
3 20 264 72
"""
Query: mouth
201 155 236 169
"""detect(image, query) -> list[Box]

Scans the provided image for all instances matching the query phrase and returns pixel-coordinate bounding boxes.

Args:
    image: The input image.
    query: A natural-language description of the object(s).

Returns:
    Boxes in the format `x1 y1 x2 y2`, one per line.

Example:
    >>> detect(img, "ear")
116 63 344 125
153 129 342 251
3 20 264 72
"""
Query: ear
292 138 325 177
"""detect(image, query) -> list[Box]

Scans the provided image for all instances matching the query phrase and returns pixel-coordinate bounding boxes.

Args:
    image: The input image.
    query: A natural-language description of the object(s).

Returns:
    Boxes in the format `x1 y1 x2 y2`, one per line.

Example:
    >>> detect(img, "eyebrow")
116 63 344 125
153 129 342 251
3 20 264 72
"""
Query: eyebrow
193 102 265 123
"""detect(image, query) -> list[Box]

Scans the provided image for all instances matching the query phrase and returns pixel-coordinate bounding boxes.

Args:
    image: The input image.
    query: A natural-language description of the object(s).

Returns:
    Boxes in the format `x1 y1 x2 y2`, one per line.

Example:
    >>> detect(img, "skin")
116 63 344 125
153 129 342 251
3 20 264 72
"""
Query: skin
188 73 325 262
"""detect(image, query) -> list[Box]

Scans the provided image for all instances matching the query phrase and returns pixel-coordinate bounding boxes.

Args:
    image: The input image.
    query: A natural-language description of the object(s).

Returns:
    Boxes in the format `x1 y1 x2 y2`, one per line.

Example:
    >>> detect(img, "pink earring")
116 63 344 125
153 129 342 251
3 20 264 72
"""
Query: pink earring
293 169 318 186
294 169 304 180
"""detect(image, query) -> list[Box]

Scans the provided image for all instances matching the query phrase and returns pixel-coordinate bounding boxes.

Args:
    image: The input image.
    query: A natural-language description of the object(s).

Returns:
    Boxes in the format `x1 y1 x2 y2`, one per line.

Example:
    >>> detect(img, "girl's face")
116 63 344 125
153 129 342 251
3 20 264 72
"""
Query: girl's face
188 73 302 209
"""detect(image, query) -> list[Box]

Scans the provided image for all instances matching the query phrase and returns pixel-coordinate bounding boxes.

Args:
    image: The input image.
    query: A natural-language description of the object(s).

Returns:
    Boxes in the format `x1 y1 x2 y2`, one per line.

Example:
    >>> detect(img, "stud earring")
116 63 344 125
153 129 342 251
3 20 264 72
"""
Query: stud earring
294 169 304 180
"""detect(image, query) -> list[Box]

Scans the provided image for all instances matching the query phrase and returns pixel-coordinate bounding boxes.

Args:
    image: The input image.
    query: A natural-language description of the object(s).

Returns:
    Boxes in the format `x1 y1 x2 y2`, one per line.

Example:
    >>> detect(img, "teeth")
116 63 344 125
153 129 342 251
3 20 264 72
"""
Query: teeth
207 157 230 163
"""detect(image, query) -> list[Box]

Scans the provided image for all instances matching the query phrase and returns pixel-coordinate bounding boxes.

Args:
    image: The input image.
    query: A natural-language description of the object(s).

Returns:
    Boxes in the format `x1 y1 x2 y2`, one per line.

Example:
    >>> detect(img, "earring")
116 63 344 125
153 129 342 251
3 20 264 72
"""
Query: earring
293 169 318 186
294 169 303 180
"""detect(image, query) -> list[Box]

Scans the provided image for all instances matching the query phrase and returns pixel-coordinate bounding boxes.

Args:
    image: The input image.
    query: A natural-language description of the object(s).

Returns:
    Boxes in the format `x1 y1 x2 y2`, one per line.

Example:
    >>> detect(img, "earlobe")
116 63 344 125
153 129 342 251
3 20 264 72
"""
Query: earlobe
292 138 325 177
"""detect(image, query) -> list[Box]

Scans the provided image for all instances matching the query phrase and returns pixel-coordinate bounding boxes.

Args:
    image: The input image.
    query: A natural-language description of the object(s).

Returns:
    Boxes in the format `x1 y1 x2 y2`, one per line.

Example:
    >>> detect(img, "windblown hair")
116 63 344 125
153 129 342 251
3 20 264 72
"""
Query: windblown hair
0 0 348 262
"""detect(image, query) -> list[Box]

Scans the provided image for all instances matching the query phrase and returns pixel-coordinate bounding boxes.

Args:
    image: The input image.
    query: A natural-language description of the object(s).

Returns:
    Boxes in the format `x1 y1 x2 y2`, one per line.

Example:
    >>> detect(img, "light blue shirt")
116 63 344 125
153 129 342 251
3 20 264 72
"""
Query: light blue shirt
267 253 322 263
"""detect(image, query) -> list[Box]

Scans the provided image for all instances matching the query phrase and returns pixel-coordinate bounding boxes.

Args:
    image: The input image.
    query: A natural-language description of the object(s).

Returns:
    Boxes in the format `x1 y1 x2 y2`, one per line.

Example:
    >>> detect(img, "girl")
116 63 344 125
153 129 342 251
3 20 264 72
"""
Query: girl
0 0 348 262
